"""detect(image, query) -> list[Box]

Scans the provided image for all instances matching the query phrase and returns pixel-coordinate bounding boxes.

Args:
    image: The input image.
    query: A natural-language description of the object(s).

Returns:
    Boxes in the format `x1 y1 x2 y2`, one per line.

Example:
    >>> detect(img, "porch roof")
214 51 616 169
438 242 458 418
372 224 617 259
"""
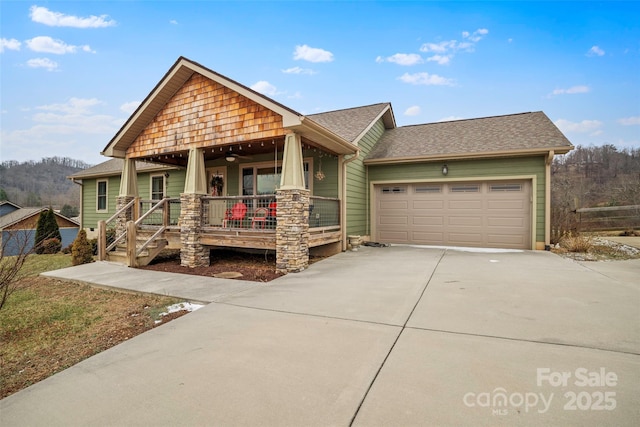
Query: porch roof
102 57 358 159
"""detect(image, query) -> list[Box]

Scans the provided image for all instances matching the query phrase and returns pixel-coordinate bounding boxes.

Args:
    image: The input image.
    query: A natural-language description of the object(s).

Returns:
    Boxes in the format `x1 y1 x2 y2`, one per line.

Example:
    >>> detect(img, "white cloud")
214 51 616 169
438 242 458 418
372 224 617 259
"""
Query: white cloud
438 116 465 122
378 53 423 66
426 54 451 65
169 20 178 25
1 38 21 52
550 85 590 96
293 44 334 63
418 28 488 65
30 5 116 28
404 106 421 116
250 81 278 96
25 36 94 54
287 91 303 100
120 101 141 114
27 57 59 71
37 97 102 115
554 118 603 134
587 45 605 56
282 66 316 75
617 116 640 126
398 72 454 86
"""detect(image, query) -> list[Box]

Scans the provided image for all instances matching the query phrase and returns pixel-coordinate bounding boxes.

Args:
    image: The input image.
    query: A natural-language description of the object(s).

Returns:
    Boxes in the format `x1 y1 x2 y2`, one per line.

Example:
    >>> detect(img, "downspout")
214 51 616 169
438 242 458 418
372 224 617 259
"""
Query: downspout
71 178 84 231
341 150 360 251
545 150 554 250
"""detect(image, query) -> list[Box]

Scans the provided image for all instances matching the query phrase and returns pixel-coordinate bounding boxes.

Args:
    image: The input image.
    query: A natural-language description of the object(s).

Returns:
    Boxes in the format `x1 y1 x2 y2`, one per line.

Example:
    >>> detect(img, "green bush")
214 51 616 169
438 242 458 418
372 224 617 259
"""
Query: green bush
35 208 61 254
71 230 94 266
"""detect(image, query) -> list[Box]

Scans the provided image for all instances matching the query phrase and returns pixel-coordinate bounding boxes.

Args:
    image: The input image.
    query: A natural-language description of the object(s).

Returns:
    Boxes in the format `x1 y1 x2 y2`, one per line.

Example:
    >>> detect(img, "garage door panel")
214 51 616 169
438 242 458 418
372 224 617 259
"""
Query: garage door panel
379 216 408 225
379 200 409 210
412 216 444 226
448 200 482 209
412 200 444 209
376 181 531 249
448 216 483 226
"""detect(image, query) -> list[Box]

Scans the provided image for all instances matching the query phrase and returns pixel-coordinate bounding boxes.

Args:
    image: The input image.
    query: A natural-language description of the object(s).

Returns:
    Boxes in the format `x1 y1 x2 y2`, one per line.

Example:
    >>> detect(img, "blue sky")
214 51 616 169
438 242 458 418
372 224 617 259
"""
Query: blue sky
1 1 638 165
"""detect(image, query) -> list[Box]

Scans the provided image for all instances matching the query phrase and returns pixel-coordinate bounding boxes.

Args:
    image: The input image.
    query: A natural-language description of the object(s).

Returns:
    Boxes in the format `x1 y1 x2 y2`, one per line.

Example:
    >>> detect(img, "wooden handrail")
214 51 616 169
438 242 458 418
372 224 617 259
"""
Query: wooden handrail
136 226 166 256
135 198 168 226
106 198 137 224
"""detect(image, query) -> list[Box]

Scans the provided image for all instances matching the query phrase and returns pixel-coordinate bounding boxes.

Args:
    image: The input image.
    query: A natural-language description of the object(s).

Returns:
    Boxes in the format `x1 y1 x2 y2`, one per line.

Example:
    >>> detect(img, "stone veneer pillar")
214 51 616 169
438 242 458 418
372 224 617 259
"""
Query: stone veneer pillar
179 193 209 268
276 188 310 273
115 196 135 237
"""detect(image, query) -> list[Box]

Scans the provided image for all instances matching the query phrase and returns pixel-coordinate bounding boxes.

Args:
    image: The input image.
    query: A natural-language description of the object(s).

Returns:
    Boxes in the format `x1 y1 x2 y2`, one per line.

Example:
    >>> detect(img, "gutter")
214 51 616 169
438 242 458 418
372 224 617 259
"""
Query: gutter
340 150 360 251
70 178 84 231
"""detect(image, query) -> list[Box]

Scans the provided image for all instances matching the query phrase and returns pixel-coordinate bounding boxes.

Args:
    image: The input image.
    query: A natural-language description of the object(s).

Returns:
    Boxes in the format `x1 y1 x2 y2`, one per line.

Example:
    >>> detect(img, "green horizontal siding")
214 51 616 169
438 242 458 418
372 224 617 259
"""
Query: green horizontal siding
346 119 386 236
367 156 547 243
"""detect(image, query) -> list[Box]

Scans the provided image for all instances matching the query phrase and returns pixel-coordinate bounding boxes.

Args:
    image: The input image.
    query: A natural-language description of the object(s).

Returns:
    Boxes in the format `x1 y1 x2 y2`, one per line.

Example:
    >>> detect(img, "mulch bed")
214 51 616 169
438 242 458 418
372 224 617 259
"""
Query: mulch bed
138 249 286 282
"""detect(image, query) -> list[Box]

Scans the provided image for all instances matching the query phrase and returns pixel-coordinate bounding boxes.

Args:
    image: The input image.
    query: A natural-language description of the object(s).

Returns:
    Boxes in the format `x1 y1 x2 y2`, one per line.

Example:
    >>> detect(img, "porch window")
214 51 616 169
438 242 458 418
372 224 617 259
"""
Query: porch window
151 175 165 200
242 161 310 196
97 180 107 212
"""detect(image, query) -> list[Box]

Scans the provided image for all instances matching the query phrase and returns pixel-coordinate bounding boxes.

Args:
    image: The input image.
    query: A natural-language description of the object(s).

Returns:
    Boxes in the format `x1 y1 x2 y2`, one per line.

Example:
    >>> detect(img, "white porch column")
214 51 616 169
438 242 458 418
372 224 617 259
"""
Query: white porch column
280 133 305 190
118 158 138 197
180 147 209 268
184 147 207 194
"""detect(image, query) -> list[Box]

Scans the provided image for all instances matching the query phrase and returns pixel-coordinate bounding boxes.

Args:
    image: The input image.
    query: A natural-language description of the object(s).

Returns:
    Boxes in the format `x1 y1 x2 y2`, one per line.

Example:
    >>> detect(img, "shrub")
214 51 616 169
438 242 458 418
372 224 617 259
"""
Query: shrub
34 208 61 254
560 232 593 253
71 230 94 266
41 238 62 254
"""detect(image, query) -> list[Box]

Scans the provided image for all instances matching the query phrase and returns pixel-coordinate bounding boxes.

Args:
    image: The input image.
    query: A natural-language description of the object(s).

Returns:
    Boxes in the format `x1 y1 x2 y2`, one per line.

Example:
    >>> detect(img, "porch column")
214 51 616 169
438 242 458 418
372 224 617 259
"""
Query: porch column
116 158 138 237
179 148 209 268
276 133 310 273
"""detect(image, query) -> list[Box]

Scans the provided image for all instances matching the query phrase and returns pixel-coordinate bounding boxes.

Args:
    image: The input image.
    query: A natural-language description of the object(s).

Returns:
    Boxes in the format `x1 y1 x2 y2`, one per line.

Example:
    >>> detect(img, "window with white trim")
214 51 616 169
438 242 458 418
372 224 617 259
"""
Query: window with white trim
97 180 108 212
241 161 310 196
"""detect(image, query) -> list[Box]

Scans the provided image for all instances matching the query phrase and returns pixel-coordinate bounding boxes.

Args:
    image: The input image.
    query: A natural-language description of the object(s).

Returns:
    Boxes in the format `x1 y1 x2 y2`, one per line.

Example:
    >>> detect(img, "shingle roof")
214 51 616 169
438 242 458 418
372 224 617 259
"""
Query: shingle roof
307 103 394 143
0 208 81 229
69 158 179 179
365 111 573 162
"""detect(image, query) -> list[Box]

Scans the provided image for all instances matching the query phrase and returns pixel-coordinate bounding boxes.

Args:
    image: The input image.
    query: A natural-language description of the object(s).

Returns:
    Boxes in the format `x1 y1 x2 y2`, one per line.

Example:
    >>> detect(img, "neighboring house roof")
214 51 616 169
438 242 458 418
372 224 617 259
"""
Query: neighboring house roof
0 201 21 214
308 103 396 144
365 111 573 164
0 208 80 230
69 158 179 180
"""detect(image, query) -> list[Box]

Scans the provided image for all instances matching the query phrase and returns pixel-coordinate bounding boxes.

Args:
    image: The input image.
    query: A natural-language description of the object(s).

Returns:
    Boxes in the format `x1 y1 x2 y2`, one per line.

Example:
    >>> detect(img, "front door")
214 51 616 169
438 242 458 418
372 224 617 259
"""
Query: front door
207 167 227 226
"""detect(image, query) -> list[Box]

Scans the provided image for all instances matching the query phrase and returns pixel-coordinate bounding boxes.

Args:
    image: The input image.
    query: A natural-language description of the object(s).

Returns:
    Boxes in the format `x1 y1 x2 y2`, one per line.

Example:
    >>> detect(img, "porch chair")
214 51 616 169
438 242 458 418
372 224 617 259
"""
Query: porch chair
224 203 247 228
251 207 269 229
221 208 233 228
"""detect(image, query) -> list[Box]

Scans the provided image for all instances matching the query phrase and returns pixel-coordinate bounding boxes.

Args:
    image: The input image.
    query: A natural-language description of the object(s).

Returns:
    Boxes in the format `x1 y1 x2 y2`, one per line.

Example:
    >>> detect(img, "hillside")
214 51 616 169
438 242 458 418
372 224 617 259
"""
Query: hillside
0 157 93 210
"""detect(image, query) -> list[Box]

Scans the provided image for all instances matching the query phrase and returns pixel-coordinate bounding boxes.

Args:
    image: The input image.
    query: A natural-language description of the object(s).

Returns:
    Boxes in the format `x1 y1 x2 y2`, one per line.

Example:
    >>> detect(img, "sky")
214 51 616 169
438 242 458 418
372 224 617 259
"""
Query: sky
1 1 639 165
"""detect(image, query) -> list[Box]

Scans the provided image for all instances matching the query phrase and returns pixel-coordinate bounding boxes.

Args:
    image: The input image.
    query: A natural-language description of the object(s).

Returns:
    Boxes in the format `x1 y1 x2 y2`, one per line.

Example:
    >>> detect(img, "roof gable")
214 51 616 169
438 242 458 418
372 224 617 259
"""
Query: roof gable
365 111 573 163
102 57 304 158
307 103 395 144
0 208 80 230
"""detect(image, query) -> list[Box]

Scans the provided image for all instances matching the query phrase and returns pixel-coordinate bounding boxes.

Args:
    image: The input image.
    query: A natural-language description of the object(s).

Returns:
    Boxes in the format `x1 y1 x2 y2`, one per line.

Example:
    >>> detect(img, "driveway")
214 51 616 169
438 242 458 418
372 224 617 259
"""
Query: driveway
1 246 639 426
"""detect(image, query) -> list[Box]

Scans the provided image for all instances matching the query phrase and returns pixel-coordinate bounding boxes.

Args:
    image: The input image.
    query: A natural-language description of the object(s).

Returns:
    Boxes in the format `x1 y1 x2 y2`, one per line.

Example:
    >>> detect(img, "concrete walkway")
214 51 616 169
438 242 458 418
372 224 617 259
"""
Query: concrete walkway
1 247 639 426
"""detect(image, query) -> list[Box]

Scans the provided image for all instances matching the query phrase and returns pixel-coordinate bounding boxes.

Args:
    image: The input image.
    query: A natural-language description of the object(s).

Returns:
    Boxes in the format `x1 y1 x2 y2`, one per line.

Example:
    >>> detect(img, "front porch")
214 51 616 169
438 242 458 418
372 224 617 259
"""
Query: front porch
98 194 341 272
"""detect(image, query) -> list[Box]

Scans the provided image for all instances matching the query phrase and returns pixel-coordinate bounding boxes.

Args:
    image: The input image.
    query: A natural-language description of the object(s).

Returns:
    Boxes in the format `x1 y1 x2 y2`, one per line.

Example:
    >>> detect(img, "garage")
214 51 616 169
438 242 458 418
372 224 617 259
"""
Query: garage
374 180 532 249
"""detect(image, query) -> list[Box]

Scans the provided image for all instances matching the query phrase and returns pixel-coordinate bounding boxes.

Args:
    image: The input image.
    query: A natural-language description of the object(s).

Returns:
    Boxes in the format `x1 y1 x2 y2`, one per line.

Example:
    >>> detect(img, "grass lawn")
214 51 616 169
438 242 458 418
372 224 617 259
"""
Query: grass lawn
0 254 186 399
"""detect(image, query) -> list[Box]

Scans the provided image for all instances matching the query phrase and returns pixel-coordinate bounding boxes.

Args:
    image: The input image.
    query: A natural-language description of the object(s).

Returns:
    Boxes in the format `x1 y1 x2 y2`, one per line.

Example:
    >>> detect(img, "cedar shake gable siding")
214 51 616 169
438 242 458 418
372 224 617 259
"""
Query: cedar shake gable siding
127 74 288 159
365 111 573 163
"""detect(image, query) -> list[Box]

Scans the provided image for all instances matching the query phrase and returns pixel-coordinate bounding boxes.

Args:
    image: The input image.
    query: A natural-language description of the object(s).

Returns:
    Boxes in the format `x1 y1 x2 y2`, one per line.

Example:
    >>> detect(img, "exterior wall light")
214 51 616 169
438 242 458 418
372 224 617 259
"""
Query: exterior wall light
442 164 448 176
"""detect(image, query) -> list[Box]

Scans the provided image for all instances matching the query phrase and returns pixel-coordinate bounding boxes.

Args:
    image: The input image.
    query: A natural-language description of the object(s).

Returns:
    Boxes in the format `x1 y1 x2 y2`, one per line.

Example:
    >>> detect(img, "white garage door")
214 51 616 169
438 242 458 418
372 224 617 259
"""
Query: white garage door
375 180 531 249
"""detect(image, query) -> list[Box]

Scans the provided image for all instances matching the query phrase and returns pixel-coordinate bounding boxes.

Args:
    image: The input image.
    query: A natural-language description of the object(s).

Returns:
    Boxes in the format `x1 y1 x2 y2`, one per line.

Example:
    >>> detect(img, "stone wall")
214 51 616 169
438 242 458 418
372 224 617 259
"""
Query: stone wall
115 196 135 237
179 193 209 267
276 189 310 273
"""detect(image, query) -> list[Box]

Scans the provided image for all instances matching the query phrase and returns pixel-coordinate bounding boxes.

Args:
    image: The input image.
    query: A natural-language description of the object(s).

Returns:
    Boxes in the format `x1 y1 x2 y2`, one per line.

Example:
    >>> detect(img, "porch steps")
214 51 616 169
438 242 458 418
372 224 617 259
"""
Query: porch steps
106 230 168 267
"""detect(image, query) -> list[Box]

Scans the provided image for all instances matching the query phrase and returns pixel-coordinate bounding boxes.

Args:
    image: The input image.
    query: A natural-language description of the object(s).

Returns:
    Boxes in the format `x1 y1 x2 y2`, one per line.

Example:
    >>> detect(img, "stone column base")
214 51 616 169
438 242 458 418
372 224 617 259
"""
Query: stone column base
276 189 310 273
179 193 209 268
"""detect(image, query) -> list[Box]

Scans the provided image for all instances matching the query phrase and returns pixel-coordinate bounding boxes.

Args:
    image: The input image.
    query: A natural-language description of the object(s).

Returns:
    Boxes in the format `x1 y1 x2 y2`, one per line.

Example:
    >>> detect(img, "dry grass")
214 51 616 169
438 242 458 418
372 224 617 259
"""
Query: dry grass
0 255 185 399
559 232 593 253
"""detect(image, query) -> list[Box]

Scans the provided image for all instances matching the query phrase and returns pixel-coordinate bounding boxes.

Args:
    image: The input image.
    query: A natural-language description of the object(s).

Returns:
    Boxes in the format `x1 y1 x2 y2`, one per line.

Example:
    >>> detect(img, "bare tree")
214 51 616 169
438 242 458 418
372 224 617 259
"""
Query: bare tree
0 230 34 311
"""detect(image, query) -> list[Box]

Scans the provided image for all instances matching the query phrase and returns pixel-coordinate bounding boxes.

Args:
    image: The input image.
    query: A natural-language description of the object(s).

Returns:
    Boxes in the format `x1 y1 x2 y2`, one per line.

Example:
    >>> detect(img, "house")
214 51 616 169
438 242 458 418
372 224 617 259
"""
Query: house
0 201 21 218
71 56 573 273
0 205 80 256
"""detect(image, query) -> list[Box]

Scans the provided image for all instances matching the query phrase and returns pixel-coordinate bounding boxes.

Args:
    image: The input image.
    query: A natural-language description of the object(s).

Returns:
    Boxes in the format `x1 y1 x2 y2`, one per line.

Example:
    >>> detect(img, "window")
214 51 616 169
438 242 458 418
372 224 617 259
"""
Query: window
242 161 310 196
151 175 165 200
450 184 479 193
414 185 441 194
490 183 522 192
382 186 407 194
97 180 108 211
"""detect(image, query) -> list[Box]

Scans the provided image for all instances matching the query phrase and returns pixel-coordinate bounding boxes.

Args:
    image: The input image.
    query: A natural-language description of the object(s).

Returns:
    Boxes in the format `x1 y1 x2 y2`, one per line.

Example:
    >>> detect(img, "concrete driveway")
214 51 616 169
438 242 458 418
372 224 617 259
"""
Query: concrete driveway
1 246 638 426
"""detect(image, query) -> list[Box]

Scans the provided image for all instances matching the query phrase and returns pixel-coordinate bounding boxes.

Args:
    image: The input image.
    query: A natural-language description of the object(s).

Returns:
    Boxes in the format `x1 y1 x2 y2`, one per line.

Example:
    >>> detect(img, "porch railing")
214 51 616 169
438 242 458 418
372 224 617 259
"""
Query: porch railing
138 198 181 227
201 195 341 230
